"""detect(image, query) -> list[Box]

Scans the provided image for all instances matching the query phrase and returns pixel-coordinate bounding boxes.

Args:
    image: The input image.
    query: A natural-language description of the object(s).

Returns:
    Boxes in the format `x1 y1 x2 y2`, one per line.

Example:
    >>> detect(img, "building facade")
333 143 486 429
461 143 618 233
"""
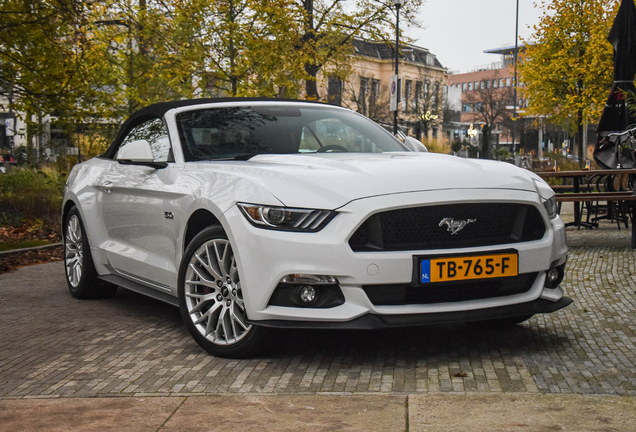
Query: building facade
318 38 449 143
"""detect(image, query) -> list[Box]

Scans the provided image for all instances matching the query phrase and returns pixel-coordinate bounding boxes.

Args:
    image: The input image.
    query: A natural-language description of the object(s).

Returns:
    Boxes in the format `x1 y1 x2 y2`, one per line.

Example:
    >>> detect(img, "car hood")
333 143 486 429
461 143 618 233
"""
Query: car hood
194 153 538 209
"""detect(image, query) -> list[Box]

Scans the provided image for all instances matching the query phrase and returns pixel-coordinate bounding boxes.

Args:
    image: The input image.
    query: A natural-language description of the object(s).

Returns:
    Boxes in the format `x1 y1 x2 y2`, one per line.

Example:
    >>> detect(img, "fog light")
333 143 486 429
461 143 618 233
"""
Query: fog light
545 264 564 289
547 268 559 284
299 285 317 303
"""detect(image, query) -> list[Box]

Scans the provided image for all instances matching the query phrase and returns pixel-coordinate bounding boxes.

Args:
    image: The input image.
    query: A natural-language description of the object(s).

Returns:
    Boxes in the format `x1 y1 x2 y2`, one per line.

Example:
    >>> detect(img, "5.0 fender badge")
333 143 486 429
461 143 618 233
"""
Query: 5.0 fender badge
439 218 476 235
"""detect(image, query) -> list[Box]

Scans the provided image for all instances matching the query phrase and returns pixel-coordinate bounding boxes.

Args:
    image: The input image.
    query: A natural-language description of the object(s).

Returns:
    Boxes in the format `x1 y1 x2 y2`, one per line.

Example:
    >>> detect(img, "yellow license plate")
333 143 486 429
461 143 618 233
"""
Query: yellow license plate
420 252 518 283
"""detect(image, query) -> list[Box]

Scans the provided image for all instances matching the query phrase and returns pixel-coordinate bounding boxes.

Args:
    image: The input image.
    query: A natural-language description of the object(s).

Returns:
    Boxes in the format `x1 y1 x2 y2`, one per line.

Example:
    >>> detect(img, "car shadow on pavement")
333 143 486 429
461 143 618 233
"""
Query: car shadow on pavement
274 321 569 359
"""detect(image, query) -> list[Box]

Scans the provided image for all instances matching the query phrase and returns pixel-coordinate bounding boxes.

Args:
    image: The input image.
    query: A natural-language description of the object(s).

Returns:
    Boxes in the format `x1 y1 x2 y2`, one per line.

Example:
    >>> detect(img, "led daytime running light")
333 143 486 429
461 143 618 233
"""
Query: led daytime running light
280 274 338 284
238 203 335 232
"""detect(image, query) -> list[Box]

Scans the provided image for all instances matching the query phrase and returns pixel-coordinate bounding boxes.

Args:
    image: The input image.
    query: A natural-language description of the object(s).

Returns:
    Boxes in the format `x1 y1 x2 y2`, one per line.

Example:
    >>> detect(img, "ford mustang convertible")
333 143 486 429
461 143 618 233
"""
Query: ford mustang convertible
62 98 571 358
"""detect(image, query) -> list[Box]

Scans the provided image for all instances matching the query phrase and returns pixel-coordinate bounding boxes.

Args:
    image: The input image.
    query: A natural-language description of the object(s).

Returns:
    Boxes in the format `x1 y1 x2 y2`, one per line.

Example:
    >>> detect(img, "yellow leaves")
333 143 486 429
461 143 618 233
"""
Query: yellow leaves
518 0 617 133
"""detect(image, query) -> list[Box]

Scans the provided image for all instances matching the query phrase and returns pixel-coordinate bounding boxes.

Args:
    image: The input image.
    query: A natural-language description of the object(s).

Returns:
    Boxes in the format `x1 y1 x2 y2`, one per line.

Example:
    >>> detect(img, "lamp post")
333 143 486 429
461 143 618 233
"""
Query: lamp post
393 0 402 136
512 0 519 160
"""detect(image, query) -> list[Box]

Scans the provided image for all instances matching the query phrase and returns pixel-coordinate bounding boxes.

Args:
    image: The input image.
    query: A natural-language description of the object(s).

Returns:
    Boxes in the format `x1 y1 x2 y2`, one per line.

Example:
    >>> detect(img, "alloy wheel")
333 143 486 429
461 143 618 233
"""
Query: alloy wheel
184 239 251 345
65 214 84 288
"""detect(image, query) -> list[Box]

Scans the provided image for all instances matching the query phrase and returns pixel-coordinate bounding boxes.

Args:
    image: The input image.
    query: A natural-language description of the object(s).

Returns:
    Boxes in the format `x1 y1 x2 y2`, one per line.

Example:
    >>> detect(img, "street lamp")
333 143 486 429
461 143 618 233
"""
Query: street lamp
393 0 403 136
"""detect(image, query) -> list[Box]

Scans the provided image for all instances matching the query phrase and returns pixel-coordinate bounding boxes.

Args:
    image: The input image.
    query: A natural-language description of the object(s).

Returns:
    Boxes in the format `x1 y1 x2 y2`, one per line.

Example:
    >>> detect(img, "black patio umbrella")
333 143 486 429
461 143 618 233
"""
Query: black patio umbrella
595 0 636 168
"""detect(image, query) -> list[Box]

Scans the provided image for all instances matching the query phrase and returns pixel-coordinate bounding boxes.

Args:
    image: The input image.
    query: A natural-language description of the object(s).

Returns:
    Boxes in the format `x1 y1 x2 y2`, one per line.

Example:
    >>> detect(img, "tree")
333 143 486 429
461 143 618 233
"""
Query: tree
518 0 617 166
463 71 514 159
410 76 442 140
0 1 88 135
296 0 422 100
80 0 209 120
200 0 305 98
1 0 214 160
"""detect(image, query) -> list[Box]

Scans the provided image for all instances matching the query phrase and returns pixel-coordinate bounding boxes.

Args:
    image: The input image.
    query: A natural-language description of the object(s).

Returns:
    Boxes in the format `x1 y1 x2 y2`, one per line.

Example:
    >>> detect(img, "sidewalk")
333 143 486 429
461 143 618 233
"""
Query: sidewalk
2 393 636 431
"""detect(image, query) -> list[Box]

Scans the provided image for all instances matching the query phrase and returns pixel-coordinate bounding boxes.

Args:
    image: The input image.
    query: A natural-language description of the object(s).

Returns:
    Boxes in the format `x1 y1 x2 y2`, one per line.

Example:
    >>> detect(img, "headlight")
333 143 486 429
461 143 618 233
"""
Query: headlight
237 203 336 232
532 177 558 219
542 195 558 219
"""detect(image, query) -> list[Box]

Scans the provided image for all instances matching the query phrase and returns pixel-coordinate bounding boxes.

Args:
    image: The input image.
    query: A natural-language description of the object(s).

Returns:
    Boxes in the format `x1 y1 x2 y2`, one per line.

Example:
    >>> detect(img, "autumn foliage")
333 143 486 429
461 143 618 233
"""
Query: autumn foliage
518 0 619 161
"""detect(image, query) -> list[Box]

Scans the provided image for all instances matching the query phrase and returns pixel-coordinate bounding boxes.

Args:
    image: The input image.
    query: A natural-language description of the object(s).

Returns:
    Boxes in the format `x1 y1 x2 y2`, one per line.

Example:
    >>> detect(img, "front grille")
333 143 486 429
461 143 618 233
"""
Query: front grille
363 272 538 306
349 203 546 252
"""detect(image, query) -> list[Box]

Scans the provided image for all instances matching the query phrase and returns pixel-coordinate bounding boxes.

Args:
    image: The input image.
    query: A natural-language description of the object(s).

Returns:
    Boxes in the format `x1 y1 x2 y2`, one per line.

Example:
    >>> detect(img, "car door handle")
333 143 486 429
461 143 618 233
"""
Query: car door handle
102 181 113 193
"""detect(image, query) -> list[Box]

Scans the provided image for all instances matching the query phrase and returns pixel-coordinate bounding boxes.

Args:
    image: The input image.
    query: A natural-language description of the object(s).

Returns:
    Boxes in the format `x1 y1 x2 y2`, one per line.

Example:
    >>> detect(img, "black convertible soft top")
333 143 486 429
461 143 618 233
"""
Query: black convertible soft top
101 97 326 159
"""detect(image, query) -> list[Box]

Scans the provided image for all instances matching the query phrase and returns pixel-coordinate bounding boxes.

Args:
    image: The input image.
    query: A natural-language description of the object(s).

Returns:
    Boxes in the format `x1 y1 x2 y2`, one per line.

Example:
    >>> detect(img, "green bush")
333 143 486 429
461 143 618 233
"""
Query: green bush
0 168 65 227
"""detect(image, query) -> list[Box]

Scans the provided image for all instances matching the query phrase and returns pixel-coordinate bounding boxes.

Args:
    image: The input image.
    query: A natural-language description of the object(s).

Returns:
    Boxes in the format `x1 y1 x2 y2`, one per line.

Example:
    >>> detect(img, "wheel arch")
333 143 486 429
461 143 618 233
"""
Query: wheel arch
62 199 78 226
183 208 222 251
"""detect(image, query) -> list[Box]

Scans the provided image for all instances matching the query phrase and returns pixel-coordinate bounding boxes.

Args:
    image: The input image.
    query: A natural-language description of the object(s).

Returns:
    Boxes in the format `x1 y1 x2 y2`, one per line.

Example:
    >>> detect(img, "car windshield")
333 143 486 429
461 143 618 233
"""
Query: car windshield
176 105 406 161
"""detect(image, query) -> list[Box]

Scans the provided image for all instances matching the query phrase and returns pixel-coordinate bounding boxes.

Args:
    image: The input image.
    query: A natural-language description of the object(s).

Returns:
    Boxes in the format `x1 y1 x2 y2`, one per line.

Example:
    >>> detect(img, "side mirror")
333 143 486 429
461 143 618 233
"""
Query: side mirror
116 139 154 162
403 136 428 152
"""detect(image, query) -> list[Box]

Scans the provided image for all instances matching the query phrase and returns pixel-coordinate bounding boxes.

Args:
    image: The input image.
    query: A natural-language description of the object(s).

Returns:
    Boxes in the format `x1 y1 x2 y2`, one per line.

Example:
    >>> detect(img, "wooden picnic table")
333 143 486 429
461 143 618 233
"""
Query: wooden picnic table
536 169 636 248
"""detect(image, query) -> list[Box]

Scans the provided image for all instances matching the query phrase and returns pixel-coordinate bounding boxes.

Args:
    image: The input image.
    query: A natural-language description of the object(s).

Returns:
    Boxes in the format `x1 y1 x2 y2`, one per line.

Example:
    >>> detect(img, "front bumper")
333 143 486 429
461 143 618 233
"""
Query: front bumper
248 295 573 329
223 189 569 324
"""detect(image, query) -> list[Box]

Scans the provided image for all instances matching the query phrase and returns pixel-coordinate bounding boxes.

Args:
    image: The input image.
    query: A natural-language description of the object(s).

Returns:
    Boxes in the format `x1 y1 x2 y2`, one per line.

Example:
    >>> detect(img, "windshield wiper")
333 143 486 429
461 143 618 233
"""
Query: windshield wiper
209 153 259 161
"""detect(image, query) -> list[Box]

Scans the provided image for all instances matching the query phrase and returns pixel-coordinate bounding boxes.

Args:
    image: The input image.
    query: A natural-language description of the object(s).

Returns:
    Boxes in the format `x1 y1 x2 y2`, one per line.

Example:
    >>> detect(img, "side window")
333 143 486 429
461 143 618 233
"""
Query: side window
118 118 172 162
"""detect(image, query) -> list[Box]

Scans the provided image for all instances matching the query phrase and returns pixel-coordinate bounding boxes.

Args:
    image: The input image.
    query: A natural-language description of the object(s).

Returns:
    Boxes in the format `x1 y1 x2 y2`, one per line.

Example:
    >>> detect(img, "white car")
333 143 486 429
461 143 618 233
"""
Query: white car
63 99 570 358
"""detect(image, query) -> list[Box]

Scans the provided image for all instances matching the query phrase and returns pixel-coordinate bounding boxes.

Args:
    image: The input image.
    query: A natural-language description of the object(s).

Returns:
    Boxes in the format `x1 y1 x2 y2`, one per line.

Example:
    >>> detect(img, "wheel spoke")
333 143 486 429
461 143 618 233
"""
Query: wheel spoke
218 307 229 341
188 295 218 314
230 256 239 283
188 263 215 285
234 297 245 312
231 308 249 331
213 242 228 278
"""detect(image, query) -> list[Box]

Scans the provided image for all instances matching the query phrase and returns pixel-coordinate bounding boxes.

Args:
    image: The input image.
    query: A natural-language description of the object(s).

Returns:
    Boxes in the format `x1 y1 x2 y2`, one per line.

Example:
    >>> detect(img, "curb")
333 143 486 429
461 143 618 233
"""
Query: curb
0 242 63 258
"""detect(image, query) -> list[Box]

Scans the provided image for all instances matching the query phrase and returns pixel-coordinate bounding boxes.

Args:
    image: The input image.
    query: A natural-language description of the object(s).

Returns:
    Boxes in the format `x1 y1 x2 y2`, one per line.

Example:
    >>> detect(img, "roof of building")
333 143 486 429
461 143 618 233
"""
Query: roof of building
483 44 527 55
353 38 444 69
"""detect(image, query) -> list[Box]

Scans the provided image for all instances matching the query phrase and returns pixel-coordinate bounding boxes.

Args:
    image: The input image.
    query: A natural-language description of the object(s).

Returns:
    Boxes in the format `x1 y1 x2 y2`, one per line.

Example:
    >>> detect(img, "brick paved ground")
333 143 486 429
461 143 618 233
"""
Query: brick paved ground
1 216 635 399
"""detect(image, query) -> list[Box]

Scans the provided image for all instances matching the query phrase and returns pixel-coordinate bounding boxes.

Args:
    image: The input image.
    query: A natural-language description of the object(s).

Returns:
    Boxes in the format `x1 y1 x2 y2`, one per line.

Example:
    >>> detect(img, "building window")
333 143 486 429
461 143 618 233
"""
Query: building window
359 77 369 115
468 82 473 91
462 103 471 112
426 54 435 66
480 81 485 90
415 81 422 111
432 83 439 107
404 80 412 112
369 78 380 110
327 76 342 106
462 83 467 91
492 79 497 88
499 78 505 87
485 80 490 89
505 78 511 87
474 81 478 90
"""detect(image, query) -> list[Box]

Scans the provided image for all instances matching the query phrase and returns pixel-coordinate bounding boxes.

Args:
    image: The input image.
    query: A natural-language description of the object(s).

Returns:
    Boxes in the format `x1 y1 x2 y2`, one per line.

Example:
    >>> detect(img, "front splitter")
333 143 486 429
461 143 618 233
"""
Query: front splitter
248 296 573 330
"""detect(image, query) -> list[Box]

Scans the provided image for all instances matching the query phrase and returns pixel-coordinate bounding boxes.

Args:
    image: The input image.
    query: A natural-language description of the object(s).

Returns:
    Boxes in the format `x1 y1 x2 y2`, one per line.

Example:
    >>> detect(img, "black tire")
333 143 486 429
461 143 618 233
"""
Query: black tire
63 206 117 299
178 226 271 358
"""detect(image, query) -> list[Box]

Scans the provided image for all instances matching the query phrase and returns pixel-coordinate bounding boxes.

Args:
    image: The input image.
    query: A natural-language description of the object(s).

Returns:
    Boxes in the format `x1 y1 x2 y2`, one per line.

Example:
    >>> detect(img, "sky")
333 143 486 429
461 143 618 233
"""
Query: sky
408 0 545 73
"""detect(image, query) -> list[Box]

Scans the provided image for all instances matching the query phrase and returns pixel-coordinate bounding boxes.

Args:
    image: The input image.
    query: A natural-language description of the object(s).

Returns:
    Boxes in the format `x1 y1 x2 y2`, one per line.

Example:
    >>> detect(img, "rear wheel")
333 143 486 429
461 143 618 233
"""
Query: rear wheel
178 226 270 358
64 206 117 299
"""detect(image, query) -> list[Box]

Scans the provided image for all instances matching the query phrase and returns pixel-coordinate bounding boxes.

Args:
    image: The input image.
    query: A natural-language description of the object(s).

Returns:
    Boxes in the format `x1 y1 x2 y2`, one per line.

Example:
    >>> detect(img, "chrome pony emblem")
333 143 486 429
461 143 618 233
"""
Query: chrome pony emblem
439 218 476 235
